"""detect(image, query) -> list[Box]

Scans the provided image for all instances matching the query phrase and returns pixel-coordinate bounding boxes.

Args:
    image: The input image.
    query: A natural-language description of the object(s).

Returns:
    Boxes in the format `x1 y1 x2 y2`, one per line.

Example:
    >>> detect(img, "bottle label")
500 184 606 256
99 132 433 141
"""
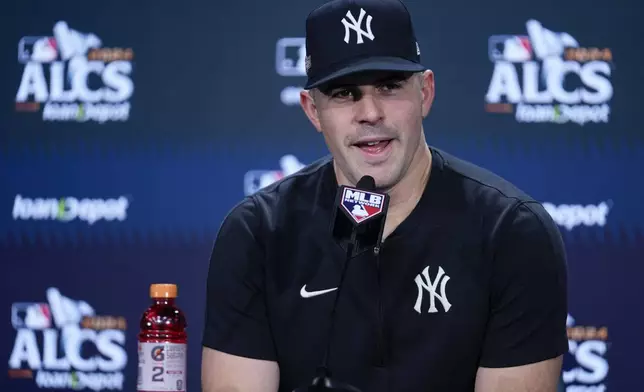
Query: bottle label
137 342 186 392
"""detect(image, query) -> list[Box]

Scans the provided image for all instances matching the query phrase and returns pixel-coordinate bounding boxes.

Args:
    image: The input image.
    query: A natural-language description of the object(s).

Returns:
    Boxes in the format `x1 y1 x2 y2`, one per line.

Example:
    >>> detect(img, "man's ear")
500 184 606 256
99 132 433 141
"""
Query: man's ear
419 70 435 118
300 89 323 133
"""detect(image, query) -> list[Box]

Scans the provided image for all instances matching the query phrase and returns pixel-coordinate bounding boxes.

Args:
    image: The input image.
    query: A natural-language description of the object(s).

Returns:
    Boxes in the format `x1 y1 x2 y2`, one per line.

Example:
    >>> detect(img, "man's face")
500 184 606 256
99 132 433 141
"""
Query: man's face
300 70 435 190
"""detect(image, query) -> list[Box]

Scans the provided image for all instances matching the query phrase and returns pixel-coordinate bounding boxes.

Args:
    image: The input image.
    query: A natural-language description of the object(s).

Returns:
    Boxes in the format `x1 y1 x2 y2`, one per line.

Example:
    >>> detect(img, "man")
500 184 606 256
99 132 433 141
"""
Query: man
201 0 568 391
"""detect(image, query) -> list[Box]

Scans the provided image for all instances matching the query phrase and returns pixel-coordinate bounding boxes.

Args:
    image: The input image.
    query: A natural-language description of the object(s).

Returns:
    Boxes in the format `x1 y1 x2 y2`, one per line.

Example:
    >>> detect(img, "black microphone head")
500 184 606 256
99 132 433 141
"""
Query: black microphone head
355 175 375 191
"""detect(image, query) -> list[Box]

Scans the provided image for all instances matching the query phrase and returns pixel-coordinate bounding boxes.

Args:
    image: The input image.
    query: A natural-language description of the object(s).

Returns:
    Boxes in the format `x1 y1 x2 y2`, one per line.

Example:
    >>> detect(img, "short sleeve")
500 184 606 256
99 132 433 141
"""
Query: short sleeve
479 201 569 368
201 196 276 361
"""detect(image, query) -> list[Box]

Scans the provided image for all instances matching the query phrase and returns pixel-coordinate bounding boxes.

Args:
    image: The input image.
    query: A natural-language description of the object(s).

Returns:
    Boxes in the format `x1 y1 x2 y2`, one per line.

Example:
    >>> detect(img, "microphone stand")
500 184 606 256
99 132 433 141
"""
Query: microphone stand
293 230 362 392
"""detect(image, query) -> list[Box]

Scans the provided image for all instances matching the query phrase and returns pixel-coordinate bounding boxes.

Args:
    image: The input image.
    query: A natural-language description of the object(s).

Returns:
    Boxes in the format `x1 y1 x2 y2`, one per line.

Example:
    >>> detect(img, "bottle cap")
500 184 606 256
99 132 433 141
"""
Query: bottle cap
150 283 177 298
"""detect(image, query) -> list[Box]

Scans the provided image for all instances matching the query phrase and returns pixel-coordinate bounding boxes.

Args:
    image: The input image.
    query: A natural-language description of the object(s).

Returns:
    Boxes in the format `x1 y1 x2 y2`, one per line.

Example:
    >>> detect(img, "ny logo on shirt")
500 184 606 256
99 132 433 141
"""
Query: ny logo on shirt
341 8 375 44
414 265 452 314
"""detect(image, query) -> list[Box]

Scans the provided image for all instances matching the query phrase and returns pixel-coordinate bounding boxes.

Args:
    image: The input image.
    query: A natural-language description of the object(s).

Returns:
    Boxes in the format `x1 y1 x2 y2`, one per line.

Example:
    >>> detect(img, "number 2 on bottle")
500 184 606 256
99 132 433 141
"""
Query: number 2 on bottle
152 366 164 382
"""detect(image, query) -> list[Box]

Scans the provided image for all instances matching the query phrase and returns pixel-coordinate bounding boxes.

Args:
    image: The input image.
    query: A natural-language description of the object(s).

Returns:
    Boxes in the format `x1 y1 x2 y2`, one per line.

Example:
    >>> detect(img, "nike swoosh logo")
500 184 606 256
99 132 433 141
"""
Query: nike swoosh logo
300 285 338 298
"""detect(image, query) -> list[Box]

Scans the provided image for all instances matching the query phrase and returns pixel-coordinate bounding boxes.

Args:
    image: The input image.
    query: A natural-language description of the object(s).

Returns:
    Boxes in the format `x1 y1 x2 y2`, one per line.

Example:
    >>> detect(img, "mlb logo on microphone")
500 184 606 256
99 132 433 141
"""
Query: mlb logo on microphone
341 188 385 223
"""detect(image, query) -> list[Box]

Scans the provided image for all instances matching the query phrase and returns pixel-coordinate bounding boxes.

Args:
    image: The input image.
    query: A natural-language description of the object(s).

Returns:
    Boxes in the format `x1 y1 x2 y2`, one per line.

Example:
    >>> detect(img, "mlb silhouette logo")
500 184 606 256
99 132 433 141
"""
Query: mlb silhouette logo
275 37 307 76
11 302 52 329
488 35 533 62
341 187 385 224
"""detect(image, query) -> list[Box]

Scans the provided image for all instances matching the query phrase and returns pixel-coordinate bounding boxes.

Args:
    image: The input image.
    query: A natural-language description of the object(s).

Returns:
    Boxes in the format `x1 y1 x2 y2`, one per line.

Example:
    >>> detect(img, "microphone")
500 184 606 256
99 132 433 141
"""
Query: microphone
332 175 388 256
293 175 389 392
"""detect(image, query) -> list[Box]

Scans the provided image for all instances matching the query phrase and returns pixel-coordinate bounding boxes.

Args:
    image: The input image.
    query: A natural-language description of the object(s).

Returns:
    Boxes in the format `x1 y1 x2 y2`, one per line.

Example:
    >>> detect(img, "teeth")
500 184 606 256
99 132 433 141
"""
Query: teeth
367 141 380 146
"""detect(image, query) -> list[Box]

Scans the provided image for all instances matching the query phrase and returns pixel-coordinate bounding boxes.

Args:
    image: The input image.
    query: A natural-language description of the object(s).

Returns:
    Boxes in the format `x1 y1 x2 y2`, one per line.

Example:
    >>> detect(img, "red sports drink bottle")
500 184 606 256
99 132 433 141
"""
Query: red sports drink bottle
137 283 187 392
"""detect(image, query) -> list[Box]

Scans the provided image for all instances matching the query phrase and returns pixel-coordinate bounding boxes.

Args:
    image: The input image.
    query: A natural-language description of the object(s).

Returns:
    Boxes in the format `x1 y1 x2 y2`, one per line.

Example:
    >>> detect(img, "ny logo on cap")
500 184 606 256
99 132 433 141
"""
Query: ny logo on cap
341 8 375 44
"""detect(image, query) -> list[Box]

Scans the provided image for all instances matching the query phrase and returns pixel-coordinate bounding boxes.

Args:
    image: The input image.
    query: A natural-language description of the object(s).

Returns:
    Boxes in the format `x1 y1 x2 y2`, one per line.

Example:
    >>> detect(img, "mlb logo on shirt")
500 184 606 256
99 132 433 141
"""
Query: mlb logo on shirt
341 188 385 224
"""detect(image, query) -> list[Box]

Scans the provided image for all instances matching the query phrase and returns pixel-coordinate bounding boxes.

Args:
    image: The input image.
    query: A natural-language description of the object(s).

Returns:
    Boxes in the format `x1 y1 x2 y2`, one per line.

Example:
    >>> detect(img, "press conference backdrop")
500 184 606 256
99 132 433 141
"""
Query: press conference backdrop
1 0 642 391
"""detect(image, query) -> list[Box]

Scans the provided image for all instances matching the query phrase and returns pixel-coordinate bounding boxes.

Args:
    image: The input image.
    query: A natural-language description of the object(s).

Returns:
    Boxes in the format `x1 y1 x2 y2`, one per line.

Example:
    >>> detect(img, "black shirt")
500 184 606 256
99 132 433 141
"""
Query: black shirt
202 147 568 392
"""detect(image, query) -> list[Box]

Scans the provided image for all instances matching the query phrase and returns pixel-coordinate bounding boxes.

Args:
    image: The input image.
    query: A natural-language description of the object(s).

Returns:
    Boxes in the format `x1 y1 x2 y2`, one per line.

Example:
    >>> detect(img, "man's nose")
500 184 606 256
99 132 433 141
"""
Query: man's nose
354 93 384 124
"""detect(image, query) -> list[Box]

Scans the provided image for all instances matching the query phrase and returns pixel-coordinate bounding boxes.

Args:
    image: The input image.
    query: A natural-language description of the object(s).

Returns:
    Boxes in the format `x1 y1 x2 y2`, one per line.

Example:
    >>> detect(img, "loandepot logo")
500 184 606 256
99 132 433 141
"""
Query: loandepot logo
12 195 129 225
15 21 134 123
8 287 128 391
542 201 611 231
485 19 614 125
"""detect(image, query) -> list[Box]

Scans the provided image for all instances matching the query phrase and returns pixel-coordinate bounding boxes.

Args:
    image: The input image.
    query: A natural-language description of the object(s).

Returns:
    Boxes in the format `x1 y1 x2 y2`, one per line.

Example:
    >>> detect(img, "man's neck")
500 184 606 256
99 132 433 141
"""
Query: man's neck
380 143 432 239
334 142 432 240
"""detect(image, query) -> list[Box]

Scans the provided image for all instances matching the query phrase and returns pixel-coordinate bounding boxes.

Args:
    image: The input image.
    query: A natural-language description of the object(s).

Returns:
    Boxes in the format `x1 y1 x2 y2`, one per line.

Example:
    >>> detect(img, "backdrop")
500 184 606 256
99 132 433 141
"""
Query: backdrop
2 0 642 391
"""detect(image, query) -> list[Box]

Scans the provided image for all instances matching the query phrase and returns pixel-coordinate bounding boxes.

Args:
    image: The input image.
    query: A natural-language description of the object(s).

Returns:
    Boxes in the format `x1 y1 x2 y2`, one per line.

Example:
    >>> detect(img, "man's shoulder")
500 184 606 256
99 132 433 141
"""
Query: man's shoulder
251 155 333 201
436 148 534 205
434 148 556 235
221 155 334 231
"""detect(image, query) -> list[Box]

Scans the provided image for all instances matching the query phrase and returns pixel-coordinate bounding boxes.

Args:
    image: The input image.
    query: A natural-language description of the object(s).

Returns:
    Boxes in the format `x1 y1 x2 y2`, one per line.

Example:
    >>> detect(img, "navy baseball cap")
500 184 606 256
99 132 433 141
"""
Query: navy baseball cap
304 0 426 89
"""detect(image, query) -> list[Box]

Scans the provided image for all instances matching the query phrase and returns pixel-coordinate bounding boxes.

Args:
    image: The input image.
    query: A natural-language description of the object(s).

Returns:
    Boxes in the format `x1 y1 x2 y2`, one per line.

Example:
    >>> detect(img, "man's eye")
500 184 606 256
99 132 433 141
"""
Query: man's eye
331 89 353 98
380 82 402 91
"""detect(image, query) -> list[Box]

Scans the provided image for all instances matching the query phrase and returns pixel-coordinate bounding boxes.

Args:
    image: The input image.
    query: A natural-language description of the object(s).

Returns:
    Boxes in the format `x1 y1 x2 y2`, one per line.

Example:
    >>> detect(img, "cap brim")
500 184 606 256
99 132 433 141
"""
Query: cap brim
304 56 426 89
